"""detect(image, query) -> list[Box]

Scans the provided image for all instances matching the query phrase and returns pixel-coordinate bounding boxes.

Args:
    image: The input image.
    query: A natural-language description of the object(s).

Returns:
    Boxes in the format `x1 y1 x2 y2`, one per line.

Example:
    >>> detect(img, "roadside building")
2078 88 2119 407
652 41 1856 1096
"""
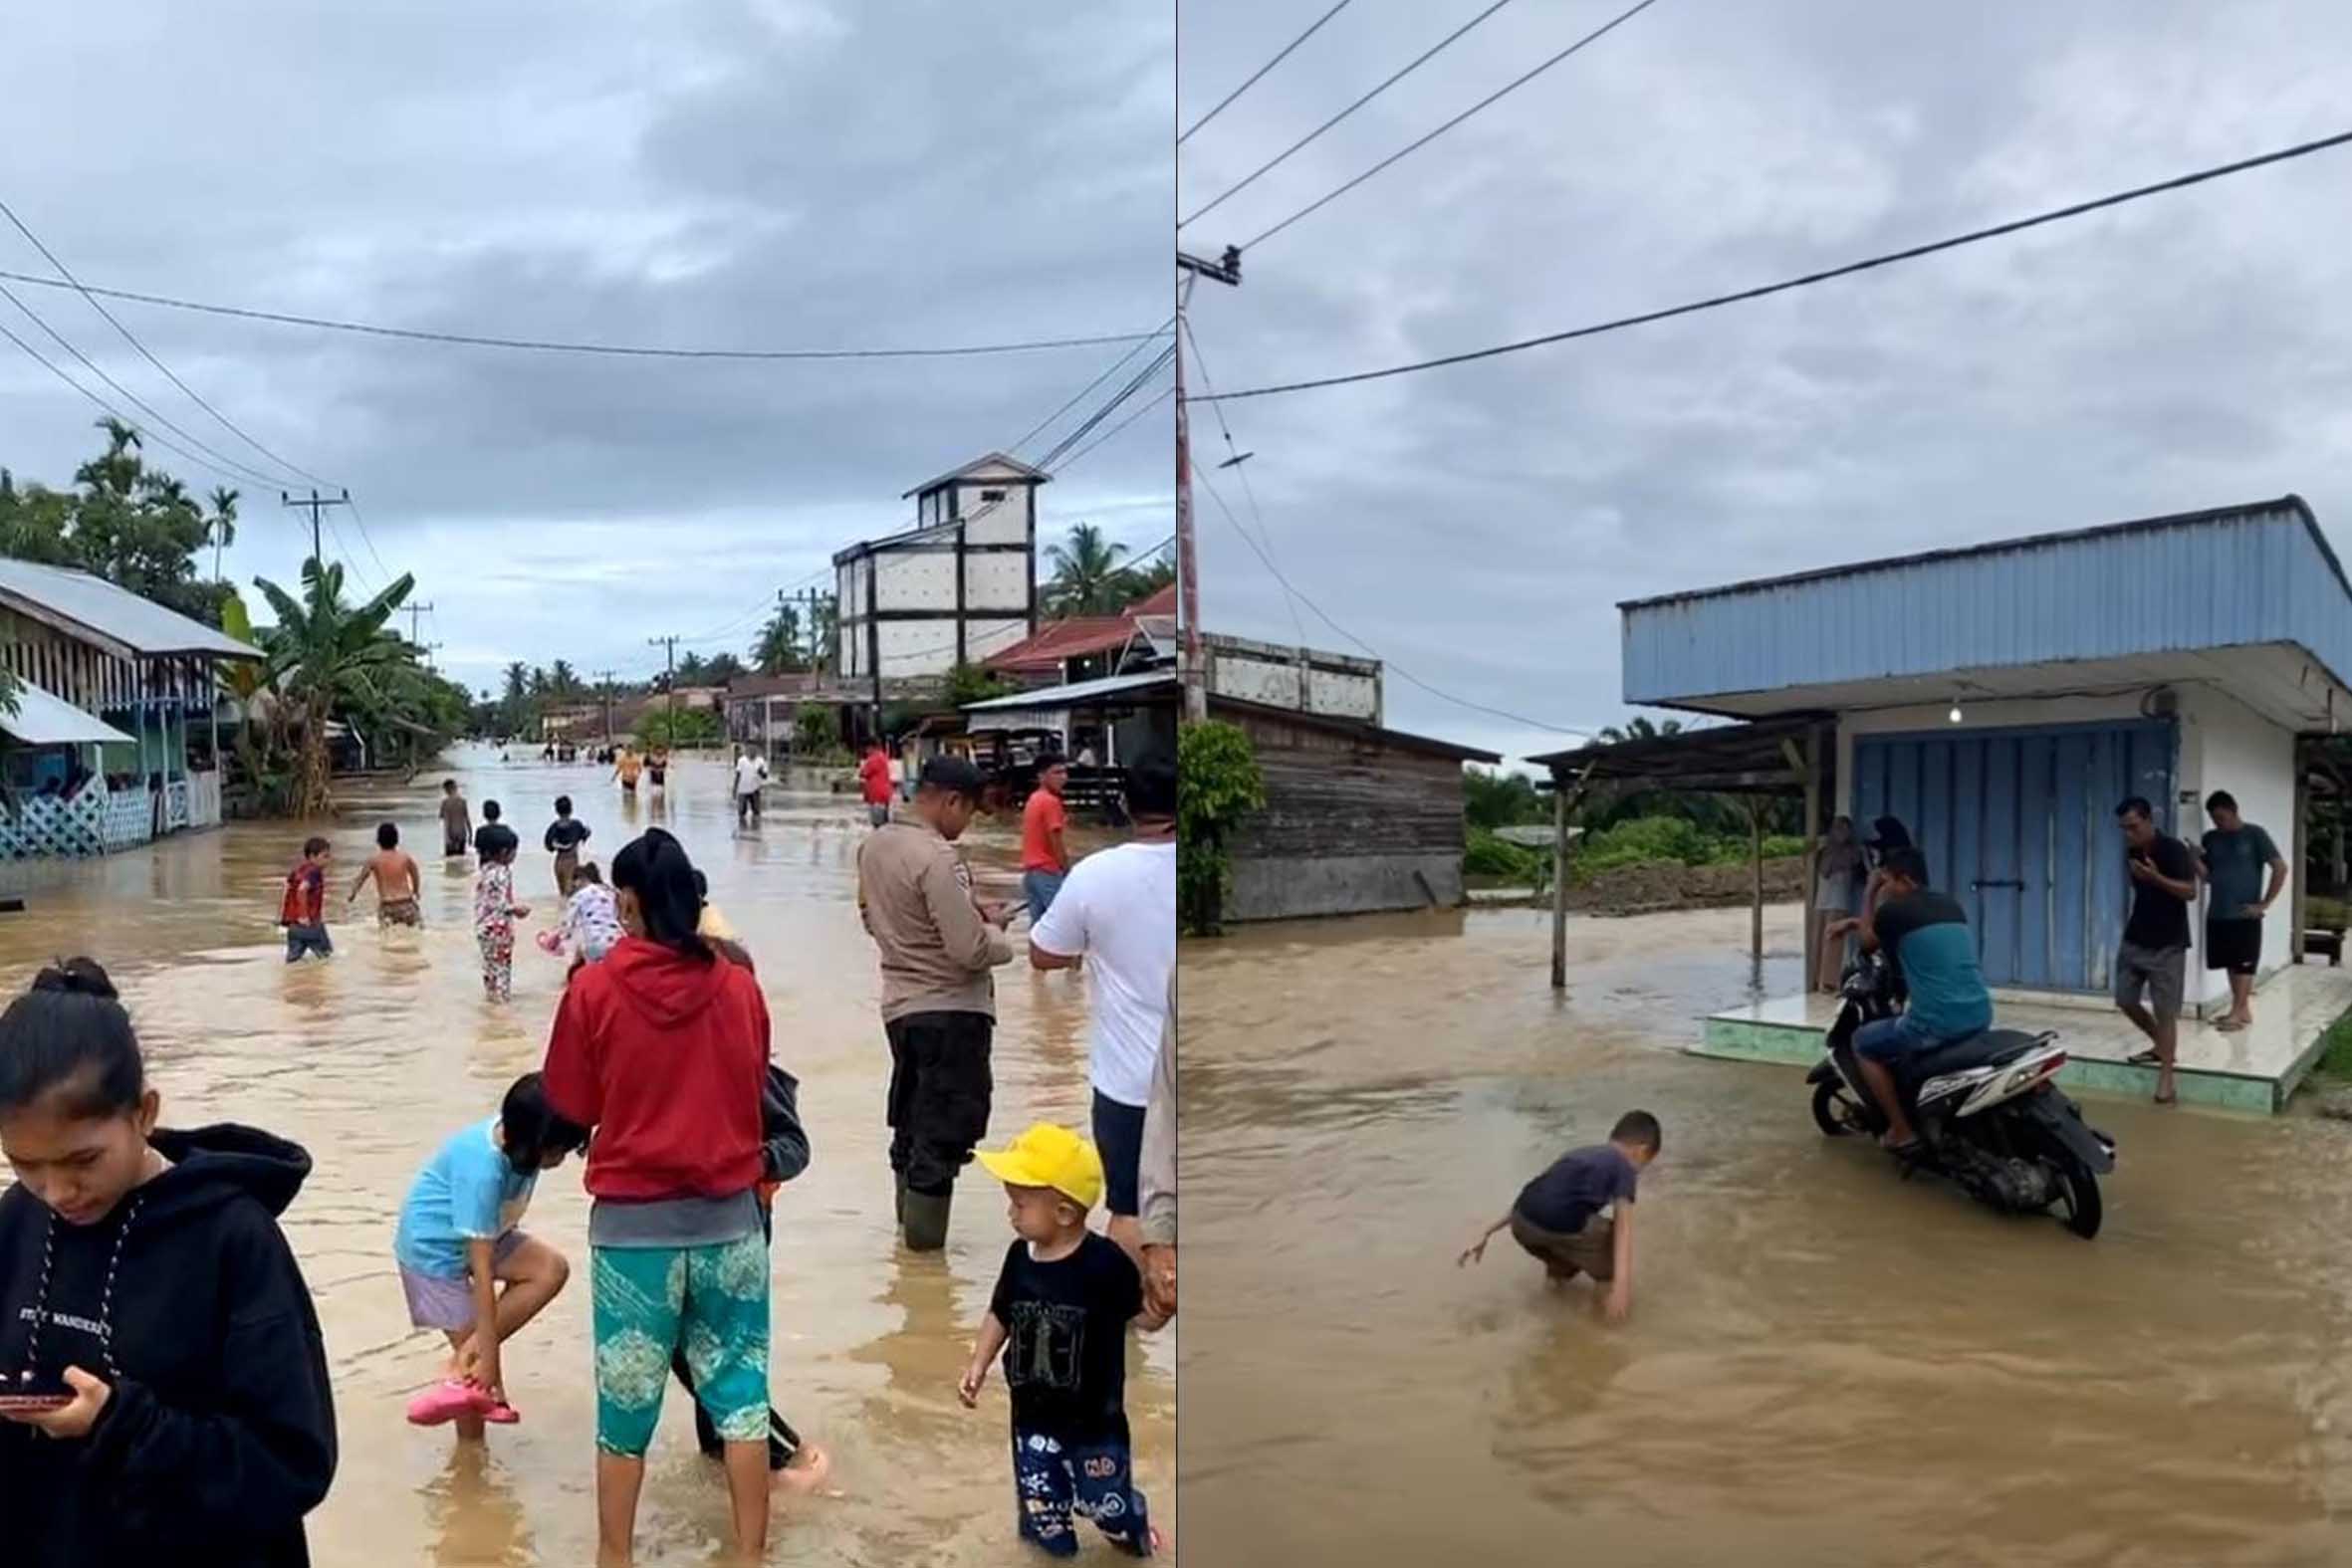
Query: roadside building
1545 497 2352 1110
965 626 1497 920
0 558 259 855
832 452 1044 707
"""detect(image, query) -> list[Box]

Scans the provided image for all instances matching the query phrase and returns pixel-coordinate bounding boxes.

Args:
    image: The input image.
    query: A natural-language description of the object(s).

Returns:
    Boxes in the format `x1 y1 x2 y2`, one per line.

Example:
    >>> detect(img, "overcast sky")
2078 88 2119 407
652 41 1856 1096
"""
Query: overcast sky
2 0 1171 698
1178 0 2352 768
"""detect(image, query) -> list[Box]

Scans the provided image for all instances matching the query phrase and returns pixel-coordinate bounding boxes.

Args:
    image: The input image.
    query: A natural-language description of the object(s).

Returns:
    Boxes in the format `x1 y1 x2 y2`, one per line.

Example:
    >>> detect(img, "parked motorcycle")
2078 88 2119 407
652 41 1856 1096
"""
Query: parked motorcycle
1807 952 2117 1238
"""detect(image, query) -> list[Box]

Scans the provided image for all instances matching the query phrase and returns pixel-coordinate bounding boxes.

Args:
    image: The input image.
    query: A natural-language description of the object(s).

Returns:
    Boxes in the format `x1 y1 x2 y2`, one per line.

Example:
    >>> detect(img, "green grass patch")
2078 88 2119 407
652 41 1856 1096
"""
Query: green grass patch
2316 1010 2352 1081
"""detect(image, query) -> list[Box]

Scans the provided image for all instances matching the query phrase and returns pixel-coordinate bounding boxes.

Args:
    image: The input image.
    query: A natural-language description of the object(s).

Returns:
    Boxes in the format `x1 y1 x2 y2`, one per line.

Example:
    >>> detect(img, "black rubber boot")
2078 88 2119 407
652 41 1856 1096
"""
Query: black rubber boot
902 1189 953 1252
893 1171 908 1227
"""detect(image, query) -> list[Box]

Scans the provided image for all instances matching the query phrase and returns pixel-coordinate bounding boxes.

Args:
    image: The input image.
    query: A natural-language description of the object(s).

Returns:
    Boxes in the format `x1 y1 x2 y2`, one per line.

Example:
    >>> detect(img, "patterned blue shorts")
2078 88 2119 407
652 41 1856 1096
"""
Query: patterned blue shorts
1012 1428 1151 1558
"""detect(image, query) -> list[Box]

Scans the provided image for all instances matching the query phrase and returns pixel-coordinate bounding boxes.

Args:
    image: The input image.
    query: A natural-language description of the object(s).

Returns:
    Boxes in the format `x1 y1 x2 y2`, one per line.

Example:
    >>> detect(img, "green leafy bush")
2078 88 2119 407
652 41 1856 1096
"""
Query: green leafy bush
1464 828 1541 881
1179 721 1266 935
1580 815 1716 870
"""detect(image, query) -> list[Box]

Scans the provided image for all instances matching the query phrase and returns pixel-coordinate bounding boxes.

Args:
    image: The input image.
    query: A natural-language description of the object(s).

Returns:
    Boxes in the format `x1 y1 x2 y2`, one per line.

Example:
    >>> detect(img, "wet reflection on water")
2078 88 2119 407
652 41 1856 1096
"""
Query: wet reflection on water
1181 904 2352 1567
0 749 1168 1566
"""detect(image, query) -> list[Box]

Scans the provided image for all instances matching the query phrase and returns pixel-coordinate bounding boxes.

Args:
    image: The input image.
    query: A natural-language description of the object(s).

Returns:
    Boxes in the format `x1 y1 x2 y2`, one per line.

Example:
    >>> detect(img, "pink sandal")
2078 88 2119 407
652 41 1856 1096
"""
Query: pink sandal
406 1379 516 1427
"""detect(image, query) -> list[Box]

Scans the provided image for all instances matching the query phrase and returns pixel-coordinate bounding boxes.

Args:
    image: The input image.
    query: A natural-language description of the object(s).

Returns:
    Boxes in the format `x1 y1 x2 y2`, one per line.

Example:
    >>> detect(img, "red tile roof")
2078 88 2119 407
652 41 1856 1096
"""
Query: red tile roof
985 615 1137 673
1128 583 1176 616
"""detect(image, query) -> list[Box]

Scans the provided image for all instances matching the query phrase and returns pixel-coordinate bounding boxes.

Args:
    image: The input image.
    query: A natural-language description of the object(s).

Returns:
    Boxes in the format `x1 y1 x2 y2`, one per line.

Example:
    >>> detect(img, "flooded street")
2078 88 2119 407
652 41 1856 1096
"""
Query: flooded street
0 750 1170 1566
1182 904 2352 1568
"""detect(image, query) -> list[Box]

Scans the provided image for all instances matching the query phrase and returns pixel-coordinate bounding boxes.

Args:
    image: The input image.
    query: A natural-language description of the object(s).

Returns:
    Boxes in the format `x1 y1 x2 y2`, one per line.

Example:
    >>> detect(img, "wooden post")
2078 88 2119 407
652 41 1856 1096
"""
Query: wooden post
1550 774 1571 990
1799 729 1821 991
1749 797 1764 964
2293 747 2310 964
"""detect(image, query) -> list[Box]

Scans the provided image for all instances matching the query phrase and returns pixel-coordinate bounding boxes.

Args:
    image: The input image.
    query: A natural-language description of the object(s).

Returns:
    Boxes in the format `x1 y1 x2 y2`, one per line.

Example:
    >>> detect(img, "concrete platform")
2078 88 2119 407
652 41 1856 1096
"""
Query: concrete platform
1700 963 2352 1113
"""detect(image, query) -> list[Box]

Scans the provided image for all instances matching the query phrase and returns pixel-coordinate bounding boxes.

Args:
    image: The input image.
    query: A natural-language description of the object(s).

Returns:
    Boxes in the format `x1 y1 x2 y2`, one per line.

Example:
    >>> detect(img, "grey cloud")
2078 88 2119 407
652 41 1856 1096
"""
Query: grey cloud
2 0 1171 694
1180 0 2352 764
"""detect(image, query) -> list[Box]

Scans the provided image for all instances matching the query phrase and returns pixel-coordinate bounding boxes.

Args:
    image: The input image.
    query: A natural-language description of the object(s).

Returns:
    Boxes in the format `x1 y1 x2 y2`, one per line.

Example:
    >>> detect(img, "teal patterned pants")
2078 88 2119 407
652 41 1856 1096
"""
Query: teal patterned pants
590 1232 772 1457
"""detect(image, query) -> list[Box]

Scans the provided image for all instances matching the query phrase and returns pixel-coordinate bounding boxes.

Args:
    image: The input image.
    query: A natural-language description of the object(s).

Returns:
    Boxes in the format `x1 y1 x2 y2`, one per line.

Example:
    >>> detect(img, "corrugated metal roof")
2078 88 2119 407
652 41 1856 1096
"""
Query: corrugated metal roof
1619 498 2352 711
0 679 136 747
0 559 261 660
985 616 1136 671
962 672 1175 711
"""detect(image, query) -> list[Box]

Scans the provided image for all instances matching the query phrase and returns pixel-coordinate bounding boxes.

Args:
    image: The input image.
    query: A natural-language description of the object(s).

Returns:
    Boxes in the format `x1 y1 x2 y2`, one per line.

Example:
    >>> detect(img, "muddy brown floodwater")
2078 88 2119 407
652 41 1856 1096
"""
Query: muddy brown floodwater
0 750 1170 1566
1182 904 2352 1568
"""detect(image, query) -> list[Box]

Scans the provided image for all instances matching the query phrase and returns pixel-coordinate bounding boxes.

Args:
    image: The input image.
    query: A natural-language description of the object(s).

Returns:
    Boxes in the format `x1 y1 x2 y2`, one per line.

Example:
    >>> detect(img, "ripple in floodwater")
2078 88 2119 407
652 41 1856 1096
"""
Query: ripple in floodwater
1179 905 2352 1568
0 750 1169 1567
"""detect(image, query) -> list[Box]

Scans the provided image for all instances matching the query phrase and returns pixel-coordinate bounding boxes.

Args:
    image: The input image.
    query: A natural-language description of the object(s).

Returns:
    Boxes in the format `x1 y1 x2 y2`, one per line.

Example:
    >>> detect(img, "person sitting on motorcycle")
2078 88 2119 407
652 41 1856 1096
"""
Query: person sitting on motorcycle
1828 846 1993 1155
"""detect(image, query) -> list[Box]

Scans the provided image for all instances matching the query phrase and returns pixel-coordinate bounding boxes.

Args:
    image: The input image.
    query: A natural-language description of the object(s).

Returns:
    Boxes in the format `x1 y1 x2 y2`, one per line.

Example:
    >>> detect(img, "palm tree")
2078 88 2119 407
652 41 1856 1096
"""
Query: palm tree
753 603 804 675
1597 717 1683 745
1042 523 1132 616
1121 554 1176 600
208 487 239 580
253 558 415 816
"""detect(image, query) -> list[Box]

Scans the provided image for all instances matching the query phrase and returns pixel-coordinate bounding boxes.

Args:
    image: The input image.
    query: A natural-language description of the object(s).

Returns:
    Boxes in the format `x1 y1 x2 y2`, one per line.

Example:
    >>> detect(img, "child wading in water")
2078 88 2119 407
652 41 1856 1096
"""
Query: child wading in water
545 794 591 898
349 819 423 927
474 839 532 1002
395 1072 585 1435
540 860 625 969
1459 1109 1661 1323
278 834 333 960
0 959 337 1566
960 1123 1163 1559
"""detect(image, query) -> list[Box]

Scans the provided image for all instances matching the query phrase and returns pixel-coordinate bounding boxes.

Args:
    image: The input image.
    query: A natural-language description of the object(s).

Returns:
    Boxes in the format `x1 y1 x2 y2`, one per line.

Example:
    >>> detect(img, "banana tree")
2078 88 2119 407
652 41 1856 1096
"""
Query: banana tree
253 558 415 816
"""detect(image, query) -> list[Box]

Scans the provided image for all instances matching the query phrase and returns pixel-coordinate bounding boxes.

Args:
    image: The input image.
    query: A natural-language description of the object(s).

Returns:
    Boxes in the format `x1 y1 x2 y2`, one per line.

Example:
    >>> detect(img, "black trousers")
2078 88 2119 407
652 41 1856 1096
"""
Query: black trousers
885 1011 995 1197
668 1203 802 1468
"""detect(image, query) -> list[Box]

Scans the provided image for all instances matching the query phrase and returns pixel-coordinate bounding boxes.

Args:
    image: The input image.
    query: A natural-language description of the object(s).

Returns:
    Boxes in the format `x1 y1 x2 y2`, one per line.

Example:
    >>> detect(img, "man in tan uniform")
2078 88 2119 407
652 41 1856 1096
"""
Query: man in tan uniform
855 755 1015 1249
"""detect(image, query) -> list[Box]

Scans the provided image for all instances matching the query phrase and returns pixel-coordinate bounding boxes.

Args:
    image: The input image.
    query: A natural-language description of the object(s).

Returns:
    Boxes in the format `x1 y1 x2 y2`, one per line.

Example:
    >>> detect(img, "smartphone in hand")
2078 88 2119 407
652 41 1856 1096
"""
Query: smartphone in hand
0 1366 72 1414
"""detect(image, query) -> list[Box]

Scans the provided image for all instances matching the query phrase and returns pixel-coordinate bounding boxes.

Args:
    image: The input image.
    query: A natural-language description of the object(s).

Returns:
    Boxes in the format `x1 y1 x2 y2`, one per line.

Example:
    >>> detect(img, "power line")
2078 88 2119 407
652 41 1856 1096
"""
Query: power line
1035 341 1177 469
1192 458 1587 735
1180 315 1308 647
1179 0 1356 147
0 195 337 490
1053 384 1173 474
0 311 293 494
341 493 397 585
1198 125 2352 402
1241 0 1666 252
1011 319 1175 457
1180 0 1523 231
0 279 296 491
0 268 1163 362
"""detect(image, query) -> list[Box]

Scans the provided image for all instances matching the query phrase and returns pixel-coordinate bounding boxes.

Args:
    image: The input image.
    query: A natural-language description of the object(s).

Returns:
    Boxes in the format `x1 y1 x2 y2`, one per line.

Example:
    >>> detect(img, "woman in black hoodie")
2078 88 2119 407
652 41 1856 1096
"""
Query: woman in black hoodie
0 958 338 1567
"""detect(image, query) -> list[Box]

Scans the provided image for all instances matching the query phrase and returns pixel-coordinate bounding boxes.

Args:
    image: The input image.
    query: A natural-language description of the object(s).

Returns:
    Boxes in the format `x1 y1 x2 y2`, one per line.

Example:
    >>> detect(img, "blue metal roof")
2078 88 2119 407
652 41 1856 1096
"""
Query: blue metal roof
1621 497 2352 709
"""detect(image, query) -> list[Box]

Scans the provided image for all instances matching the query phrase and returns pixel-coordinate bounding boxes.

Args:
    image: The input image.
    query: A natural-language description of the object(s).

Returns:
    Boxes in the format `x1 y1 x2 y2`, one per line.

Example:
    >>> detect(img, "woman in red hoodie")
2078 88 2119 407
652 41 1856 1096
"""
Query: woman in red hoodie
542 828 773 1566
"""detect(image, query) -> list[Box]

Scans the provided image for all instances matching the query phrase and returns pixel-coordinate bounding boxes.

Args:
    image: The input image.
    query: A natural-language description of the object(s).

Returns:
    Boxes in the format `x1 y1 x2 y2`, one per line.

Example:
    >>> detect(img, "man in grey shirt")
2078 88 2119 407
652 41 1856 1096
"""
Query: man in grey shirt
2198 789 2288 1032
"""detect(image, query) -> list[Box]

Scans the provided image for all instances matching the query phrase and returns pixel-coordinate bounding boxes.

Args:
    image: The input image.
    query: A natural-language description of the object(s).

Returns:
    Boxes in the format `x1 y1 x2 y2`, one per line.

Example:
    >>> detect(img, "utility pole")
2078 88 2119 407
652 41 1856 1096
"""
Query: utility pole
593 670 616 749
420 641 444 673
402 600 435 646
280 488 352 564
647 635 677 744
1175 246 1241 723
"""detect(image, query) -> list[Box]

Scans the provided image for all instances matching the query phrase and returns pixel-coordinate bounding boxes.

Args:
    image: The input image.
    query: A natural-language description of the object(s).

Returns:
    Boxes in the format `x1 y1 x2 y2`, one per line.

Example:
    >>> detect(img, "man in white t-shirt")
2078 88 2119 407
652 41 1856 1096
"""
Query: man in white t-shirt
1029 754 1176 1260
733 747 770 826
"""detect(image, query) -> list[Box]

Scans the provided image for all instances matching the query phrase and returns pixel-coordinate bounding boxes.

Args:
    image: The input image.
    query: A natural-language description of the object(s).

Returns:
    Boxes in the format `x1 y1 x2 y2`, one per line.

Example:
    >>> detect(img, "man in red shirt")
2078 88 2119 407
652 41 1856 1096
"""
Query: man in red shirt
1022 759 1072 923
859 741 893 828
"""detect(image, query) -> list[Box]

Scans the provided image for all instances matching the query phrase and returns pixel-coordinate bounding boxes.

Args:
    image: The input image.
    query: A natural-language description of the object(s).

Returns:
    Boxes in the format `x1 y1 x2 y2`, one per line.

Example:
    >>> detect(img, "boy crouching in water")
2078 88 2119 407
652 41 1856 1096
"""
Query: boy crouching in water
395 1071 586 1435
1459 1109 1661 1323
960 1123 1164 1558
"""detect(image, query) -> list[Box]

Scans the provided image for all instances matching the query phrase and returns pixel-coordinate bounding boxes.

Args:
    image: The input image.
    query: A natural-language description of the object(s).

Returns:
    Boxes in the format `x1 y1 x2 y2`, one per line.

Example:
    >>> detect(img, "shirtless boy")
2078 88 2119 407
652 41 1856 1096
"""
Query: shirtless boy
351 820 425 926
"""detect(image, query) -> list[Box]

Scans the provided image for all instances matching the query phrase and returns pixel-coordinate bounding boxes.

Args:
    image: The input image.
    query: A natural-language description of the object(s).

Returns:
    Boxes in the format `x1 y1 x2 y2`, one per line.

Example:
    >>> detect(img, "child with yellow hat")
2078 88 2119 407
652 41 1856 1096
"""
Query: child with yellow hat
958 1123 1162 1558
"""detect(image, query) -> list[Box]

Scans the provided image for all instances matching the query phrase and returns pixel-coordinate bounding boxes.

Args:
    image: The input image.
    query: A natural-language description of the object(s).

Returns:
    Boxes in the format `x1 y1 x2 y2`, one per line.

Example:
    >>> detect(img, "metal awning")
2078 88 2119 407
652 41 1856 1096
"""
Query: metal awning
1526 714 1830 795
968 708 1071 738
0 680 136 747
962 671 1177 712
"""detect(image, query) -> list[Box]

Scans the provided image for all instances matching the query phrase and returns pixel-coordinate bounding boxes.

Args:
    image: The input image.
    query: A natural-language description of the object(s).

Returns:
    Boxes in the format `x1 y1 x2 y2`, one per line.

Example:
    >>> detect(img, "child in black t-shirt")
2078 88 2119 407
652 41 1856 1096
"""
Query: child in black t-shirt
960 1123 1162 1558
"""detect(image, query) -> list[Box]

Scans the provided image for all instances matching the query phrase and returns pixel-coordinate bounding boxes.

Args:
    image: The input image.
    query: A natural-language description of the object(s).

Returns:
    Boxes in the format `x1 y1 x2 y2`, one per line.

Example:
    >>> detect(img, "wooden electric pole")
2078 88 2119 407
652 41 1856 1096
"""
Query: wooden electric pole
281 488 352 564
647 635 678 741
593 670 616 749
1175 246 1242 723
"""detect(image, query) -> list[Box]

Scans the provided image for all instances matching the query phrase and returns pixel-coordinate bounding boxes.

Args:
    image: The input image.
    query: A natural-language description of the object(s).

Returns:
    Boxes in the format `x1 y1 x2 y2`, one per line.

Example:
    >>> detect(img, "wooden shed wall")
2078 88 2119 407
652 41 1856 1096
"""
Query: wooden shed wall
1222 709 1468 861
